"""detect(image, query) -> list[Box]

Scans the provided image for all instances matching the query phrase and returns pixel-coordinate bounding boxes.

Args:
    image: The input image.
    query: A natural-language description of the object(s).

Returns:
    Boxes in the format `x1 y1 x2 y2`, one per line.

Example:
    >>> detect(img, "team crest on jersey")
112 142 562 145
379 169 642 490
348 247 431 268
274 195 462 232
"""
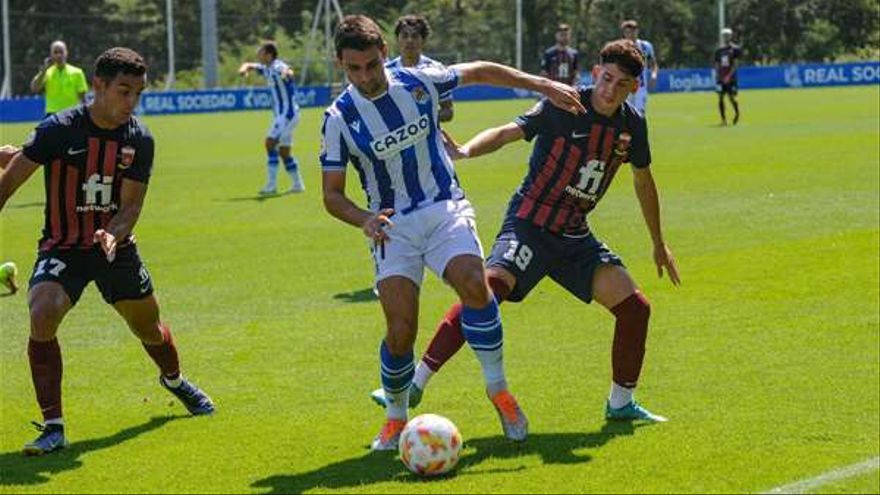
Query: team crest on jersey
118 145 136 169
410 87 429 104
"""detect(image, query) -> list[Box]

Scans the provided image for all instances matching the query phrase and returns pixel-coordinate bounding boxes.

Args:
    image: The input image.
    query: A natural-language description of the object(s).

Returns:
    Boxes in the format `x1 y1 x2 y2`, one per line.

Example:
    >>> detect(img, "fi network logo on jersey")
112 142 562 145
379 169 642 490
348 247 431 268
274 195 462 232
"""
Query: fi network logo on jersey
118 145 136 169
78 174 117 213
371 115 430 159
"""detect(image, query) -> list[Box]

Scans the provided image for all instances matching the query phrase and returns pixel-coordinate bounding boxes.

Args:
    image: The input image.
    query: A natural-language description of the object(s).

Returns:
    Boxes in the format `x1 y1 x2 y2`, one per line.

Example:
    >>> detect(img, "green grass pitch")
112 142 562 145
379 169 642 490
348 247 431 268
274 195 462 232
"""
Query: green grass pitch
1 85 878 493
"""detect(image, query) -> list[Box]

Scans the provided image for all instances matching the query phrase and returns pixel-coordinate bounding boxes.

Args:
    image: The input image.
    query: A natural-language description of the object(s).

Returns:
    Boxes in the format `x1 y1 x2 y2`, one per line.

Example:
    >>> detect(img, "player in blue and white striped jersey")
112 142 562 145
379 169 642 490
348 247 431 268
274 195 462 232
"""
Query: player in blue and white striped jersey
621 20 659 115
385 15 454 122
321 15 586 452
238 41 304 195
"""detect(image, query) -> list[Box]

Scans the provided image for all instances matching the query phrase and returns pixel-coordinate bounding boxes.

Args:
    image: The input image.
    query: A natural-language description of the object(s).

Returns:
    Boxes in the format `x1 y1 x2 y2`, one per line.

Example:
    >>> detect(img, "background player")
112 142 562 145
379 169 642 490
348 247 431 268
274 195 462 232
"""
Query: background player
715 28 742 125
621 20 658 115
372 39 679 423
321 15 585 451
238 41 304 195
0 47 214 456
30 40 89 117
540 23 580 86
386 15 454 122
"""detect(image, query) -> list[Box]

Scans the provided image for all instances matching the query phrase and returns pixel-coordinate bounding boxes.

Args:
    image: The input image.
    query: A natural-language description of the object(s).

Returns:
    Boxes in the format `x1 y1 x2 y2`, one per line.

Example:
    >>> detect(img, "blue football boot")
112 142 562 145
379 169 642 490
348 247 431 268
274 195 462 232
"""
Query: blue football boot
23 422 68 456
605 400 667 422
369 383 424 409
161 376 215 415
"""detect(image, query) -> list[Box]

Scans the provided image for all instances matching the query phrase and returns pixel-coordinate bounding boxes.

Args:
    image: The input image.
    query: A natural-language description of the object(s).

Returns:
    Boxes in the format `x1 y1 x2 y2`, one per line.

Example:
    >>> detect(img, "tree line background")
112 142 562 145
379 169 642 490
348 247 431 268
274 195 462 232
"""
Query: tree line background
4 0 878 94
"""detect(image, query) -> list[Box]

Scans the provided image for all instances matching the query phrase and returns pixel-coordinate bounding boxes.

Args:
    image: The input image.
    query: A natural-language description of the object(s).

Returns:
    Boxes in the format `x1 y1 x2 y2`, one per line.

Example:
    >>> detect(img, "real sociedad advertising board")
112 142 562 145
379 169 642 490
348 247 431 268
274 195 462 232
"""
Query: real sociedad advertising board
1 61 877 122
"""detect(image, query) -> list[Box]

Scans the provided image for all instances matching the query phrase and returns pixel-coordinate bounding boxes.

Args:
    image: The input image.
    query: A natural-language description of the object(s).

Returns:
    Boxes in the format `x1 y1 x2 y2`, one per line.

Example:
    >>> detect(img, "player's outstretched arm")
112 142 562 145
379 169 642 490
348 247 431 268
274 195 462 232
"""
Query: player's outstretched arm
95 178 147 262
451 61 585 115
445 122 524 161
0 149 40 212
632 166 680 286
322 171 394 243
238 62 260 77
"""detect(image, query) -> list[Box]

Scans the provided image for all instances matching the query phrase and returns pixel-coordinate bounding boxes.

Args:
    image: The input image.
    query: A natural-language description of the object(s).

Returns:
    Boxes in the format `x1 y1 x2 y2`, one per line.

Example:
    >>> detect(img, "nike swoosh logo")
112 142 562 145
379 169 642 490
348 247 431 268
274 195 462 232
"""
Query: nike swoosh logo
67 147 87 155
571 132 590 139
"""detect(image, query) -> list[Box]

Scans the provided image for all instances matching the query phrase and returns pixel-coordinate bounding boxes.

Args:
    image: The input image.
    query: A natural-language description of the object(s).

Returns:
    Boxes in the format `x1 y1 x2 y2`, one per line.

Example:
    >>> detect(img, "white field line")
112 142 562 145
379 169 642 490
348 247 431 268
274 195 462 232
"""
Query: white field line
761 456 880 494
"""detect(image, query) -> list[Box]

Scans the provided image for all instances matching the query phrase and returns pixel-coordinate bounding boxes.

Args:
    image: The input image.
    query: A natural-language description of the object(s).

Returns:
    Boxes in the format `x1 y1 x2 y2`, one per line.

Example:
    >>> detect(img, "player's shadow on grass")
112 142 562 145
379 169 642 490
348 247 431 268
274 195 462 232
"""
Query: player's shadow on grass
6 201 44 209
0 414 186 487
221 193 291 203
333 287 378 303
251 421 644 494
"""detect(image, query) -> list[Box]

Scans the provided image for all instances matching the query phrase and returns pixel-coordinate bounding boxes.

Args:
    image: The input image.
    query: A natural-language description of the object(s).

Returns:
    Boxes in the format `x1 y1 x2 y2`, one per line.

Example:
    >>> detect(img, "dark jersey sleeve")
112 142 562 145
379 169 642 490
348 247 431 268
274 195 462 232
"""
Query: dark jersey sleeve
628 113 651 168
123 127 154 184
21 116 61 165
514 99 551 142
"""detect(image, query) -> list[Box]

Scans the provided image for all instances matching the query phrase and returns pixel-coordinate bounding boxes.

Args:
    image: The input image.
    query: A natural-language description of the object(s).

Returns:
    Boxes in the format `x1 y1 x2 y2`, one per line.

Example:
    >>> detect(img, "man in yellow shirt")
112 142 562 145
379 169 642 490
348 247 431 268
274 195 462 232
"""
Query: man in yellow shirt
30 41 89 115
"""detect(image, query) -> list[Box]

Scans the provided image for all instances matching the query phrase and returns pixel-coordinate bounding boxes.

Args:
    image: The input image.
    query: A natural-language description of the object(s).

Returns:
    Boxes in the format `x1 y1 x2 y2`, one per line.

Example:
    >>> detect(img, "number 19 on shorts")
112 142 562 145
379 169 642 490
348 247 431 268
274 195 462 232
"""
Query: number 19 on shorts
502 240 533 271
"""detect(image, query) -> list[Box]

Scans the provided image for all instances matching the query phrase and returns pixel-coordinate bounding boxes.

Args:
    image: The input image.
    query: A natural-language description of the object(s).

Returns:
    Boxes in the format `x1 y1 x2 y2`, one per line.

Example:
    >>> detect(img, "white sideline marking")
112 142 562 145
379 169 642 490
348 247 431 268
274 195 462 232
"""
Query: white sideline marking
762 456 880 494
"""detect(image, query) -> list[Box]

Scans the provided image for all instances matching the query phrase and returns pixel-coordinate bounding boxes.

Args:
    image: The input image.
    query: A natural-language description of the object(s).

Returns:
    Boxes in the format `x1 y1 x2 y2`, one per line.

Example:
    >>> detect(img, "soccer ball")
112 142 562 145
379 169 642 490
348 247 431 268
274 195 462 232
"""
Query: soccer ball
398 413 462 477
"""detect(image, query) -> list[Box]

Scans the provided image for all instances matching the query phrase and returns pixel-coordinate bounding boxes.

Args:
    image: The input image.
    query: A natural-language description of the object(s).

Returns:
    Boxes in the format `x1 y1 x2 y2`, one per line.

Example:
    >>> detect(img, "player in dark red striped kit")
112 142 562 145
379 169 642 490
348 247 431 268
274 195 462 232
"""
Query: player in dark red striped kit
372 39 679 422
0 47 214 456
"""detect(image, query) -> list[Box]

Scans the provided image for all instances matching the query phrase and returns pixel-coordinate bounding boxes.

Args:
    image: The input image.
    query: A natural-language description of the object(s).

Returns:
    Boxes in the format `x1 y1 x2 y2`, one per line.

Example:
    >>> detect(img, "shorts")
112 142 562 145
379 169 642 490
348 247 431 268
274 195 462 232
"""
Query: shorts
716 80 738 95
372 199 483 286
28 245 154 306
266 112 300 147
486 216 624 303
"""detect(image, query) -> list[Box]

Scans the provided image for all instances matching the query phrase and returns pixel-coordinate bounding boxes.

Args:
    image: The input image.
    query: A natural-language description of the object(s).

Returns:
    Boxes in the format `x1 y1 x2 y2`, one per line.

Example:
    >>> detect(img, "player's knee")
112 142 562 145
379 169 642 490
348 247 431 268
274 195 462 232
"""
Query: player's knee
458 271 492 308
28 301 64 339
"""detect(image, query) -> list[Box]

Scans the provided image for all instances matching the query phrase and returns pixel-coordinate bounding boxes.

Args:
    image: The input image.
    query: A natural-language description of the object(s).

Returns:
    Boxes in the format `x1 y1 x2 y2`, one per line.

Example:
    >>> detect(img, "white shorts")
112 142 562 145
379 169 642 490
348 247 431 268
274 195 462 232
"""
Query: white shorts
266 112 300 147
372 199 484 286
626 86 648 115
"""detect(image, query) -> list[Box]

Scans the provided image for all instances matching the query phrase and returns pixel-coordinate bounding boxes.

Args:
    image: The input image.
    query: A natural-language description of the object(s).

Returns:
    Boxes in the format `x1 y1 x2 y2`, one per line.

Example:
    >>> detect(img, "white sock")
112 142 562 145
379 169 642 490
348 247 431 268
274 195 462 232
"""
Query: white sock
162 374 183 389
45 417 64 426
609 382 634 409
386 390 408 421
412 361 434 390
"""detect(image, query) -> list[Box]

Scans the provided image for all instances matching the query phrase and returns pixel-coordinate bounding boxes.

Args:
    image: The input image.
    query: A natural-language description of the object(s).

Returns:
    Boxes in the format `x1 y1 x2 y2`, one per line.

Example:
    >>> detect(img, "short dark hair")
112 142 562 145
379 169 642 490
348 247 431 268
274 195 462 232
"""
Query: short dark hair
621 19 638 30
335 15 386 57
94 47 147 82
557 23 571 32
259 41 278 59
395 15 431 39
599 39 644 78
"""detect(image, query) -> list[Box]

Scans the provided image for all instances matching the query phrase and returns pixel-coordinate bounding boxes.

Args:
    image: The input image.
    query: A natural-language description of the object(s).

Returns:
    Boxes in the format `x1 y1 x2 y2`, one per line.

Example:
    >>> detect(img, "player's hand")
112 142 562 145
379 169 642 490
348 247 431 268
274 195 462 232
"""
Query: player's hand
0 144 20 170
94 229 118 263
653 243 680 286
440 129 468 160
362 208 395 243
238 64 250 77
540 79 586 115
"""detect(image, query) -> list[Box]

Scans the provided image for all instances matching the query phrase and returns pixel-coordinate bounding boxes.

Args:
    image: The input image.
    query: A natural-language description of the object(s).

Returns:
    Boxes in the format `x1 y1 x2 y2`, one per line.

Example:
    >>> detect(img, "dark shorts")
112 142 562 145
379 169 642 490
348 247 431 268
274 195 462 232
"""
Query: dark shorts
28 244 154 306
716 80 738 95
486 216 624 304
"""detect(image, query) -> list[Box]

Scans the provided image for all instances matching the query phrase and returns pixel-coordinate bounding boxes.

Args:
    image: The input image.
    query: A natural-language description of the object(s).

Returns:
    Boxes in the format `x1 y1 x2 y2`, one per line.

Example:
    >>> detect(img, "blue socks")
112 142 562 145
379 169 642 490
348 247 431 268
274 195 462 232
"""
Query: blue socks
380 340 414 419
462 298 506 386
